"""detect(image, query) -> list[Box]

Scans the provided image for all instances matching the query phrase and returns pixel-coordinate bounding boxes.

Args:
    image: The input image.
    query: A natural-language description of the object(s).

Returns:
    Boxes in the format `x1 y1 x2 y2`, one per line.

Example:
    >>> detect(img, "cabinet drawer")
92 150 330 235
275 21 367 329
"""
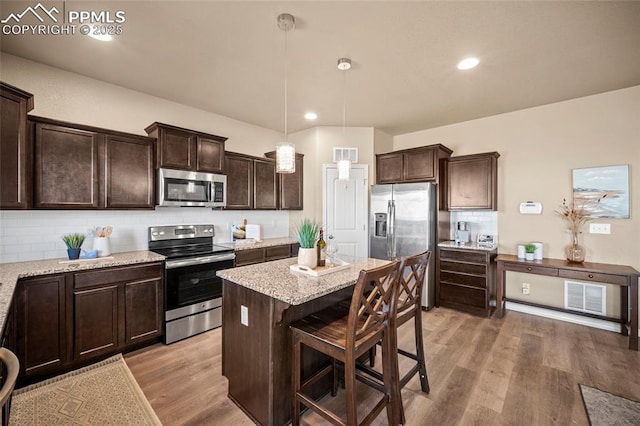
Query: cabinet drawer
440 271 487 289
558 270 628 286
440 260 486 275
506 263 558 276
266 245 291 261
74 263 163 289
440 249 486 264
235 248 266 266
439 283 486 308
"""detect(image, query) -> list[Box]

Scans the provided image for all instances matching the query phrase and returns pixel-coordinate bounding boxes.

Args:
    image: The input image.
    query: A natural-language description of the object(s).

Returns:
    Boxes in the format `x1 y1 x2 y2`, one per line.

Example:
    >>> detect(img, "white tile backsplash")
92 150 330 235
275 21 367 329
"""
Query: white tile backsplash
450 211 498 242
0 209 290 263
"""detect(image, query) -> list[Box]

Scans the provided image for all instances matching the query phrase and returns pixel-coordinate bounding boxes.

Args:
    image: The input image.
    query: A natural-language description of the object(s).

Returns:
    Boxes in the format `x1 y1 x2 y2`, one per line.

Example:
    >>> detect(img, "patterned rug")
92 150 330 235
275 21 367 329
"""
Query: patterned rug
10 354 161 425
580 384 640 426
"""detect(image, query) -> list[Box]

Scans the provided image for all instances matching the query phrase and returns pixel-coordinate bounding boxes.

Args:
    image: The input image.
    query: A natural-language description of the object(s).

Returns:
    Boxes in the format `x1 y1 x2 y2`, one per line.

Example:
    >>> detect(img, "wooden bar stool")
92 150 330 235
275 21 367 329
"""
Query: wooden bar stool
0 348 19 426
356 251 432 422
290 260 401 426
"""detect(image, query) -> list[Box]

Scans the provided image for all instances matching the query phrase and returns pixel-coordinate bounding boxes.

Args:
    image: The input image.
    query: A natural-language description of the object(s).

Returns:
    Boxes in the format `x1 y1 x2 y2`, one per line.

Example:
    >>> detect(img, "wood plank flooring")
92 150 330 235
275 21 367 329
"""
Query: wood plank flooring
124 308 640 425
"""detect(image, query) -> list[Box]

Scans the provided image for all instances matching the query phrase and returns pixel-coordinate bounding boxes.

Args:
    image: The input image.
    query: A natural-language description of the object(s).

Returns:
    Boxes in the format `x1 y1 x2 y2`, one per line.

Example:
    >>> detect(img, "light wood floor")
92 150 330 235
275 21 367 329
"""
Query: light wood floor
124 308 640 425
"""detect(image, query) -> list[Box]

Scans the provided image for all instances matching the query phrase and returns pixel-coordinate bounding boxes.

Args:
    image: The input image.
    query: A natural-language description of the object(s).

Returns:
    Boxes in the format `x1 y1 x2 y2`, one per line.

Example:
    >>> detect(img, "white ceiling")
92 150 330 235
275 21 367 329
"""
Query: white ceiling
1 1 639 136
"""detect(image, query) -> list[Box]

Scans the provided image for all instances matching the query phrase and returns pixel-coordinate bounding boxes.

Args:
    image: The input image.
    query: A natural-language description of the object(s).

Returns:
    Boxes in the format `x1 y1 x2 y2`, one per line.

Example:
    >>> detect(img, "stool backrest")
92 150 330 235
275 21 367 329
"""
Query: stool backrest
0 347 19 426
347 260 400 347
396 251 432 322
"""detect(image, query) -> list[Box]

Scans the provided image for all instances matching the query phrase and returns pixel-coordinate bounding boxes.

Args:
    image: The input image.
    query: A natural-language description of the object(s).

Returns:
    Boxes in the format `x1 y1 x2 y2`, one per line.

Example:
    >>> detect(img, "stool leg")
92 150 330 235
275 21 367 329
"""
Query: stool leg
331 359 338 397
382 329 401 426
414 312 430 394
291 334 301 426
345 353 358 425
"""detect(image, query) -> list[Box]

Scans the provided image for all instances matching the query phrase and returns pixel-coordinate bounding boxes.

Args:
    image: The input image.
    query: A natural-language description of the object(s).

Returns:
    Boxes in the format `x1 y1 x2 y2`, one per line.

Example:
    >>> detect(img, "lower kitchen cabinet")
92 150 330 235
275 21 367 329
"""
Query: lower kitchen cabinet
234 243 300 266
437 247 497 317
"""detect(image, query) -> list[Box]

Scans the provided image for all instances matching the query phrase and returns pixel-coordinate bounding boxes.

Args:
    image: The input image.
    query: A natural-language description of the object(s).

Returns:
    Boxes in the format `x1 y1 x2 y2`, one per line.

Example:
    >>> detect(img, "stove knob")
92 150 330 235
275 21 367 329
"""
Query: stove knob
208 228 214 233
159 231 165 236
152 232 158 236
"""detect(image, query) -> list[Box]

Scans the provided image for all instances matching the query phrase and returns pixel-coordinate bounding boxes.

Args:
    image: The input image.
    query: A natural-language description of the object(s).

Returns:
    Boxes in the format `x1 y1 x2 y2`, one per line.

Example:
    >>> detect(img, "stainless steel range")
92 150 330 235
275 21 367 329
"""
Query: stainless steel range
148 224 235 344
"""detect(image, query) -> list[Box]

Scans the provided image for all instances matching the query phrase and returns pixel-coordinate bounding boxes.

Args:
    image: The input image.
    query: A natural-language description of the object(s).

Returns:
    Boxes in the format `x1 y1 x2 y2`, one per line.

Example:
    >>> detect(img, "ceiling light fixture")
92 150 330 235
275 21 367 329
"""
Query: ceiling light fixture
304 112 317 120
275 13 296 174
457 57 479 70
337 57 352 181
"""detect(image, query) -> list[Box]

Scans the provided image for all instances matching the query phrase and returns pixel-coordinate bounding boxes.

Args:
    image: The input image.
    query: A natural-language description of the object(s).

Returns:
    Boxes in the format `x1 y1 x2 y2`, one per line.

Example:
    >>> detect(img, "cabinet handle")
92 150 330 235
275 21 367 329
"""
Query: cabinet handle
527 267 532 271
588 274 594 278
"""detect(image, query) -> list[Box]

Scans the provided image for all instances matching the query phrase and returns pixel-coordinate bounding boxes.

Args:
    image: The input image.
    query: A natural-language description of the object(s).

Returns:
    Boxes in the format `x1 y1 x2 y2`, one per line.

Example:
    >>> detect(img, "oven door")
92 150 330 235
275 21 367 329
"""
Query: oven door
164 253 235 313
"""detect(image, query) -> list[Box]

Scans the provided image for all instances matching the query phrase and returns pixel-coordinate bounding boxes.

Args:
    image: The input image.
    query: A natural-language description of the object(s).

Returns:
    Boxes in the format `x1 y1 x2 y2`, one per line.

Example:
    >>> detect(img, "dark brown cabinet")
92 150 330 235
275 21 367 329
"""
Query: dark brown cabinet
446 152 499 210
225 152 277 210
265 151 304 210
437 247 497 317
30 116 155 210
73 284 119 361
376 144 452 184
0 82 34 209
234 243 300 267
15 274 69 378
145 122 226 173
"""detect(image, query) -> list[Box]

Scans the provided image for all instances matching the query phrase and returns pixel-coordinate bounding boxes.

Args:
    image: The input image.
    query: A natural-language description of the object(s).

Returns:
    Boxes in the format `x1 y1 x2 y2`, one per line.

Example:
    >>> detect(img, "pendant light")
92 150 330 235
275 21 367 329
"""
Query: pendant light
275 13 296 174
337 57 352 180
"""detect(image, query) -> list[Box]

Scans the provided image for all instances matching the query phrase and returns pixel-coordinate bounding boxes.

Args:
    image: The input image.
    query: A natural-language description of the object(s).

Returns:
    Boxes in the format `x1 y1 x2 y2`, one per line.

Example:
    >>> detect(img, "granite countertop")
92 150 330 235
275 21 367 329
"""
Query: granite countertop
217 256 391 305
222 237 299 251
438 241 498 252
0 250 165 333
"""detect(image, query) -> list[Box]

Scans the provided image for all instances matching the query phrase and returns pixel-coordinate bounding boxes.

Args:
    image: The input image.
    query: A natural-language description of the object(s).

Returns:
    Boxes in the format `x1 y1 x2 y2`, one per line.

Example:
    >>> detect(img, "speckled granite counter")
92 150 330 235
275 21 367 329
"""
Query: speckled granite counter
438 240 498 251
221 236 298 251
217 256 390 305
0 251 165 332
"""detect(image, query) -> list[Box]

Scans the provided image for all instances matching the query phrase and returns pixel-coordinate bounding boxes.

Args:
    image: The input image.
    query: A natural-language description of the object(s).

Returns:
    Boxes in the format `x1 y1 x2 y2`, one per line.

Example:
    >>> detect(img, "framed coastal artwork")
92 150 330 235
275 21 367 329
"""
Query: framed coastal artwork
572 164 630 219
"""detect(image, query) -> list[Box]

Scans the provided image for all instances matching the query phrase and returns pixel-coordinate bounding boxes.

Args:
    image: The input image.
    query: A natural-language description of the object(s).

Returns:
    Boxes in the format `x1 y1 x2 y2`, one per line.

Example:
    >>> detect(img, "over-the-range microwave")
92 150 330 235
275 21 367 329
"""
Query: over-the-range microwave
157 168 226 208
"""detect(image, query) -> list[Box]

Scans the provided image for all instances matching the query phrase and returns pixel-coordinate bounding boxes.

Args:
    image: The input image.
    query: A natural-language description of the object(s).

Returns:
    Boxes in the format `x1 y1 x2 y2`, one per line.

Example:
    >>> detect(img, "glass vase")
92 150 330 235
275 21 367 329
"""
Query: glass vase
565 233 585 263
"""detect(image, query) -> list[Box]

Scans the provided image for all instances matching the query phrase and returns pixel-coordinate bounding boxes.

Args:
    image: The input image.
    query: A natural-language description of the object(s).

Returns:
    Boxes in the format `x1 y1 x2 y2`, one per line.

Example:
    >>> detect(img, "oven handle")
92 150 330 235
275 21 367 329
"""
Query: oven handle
165 253 236 269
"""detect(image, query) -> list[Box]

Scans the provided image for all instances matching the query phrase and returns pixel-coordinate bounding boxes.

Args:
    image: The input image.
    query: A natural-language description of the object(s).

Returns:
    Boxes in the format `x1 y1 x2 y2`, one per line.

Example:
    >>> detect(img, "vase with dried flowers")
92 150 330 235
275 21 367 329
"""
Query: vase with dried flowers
556 195 606 263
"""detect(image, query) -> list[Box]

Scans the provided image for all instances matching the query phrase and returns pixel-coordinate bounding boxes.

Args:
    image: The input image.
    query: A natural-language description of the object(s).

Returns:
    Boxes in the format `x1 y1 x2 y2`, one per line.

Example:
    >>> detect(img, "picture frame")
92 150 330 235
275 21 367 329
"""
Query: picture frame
572 164 630 219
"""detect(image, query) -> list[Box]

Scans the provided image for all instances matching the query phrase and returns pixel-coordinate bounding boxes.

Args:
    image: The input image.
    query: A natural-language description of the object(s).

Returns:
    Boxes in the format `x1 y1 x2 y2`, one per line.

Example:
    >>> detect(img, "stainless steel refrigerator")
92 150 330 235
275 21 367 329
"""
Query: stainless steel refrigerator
369 182 437 309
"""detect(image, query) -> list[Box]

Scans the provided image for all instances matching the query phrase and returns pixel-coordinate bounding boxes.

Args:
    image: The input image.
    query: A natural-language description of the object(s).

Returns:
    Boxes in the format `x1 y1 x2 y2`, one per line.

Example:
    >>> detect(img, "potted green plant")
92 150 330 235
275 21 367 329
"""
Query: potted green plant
293 219 319 268
62 233 85 260
524 244 536 261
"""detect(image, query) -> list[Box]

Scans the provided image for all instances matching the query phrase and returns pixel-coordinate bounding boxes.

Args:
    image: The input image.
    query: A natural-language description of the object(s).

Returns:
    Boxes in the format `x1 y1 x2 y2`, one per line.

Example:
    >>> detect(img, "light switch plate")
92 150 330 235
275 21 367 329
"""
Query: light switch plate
589 223 611 234
241 305 249 326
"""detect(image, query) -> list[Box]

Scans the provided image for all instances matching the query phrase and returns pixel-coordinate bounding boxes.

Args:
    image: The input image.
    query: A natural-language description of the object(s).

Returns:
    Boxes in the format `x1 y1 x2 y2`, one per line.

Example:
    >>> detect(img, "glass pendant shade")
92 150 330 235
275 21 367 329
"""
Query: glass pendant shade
276 143 295 173
337 159 350 180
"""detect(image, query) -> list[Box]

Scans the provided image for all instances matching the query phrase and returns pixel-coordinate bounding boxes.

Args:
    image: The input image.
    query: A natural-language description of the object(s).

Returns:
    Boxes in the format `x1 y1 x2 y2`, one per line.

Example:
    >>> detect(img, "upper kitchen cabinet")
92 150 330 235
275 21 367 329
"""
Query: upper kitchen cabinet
446 152 500 210
30 116 155 209
145 122 227 173
265 151 304 210
254 158 277 210
0 82 34 209
225 152 277 210
376 144 452 184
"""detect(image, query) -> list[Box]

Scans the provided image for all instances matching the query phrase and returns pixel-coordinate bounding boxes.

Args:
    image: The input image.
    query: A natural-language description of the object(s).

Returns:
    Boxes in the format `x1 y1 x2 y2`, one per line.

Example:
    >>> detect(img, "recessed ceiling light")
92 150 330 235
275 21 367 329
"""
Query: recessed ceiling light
304 112 317 120
457 57 479 70
89 33 113 42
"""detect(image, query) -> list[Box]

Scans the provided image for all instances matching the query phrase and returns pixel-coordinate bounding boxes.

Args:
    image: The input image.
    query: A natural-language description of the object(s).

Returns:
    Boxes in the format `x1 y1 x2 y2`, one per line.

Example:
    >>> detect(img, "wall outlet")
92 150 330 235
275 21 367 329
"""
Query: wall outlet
589 223 611 234
241 305 249 326
522 283 530 295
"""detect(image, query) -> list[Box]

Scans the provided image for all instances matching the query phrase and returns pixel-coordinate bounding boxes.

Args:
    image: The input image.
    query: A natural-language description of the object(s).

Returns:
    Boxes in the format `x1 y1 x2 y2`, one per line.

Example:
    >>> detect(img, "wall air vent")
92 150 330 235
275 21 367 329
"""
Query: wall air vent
333 147 358 163
564 280 606 316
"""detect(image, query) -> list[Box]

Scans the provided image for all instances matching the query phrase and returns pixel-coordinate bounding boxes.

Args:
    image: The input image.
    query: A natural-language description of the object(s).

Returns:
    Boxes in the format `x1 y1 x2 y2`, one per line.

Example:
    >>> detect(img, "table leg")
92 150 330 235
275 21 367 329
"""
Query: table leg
629 277 638 351
496 262 505 318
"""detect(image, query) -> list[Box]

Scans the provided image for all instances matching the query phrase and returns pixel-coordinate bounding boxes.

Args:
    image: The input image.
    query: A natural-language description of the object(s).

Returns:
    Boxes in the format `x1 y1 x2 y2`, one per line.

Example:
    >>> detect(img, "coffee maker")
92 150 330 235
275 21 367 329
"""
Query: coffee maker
455 221 470 244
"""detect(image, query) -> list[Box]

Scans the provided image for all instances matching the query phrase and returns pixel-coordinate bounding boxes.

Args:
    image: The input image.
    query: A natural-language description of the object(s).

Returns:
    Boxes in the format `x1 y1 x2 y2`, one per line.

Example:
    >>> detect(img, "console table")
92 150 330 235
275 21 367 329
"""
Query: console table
496 254 639 351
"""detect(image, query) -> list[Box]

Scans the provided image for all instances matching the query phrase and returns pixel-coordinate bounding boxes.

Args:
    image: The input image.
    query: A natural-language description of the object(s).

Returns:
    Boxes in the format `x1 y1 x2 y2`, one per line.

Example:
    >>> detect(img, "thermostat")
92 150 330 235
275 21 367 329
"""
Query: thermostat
519 201 543 214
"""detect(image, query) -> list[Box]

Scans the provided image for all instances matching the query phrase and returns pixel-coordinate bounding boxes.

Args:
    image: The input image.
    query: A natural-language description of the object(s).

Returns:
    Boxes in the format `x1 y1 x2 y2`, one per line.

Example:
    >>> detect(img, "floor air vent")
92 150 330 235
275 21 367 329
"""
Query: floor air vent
564 280 606 316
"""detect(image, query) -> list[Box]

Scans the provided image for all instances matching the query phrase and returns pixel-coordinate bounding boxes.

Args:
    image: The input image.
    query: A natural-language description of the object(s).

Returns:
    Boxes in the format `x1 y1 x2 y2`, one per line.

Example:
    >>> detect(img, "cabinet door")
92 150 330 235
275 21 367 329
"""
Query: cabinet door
254 158 277 210
279 154 304 210
225 153 253 209
447 153 498 210
0 85 33 209
73 285 119 361
34 123 100 208
16 275 68 377
235 248 266 266
105 135 155 208
124 277 163 345
376 153 403 184
158 127 195 170
196 136 225 173
404 148 435 181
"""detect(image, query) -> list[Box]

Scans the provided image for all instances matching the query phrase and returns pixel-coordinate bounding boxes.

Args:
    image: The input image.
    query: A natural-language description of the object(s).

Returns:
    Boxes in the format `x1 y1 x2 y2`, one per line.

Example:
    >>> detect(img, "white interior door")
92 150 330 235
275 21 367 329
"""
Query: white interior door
323 164 369 258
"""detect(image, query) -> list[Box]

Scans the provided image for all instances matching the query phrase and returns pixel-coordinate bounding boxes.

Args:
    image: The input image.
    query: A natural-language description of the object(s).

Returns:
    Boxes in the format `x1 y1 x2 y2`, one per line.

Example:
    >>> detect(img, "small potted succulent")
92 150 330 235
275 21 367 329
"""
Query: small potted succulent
524 244 537 261
62 233 85 260
293 219 319 269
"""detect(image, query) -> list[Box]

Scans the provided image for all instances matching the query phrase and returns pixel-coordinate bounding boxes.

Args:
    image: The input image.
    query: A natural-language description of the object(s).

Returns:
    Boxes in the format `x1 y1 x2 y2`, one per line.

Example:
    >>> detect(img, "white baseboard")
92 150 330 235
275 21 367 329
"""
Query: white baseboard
505 301 640 337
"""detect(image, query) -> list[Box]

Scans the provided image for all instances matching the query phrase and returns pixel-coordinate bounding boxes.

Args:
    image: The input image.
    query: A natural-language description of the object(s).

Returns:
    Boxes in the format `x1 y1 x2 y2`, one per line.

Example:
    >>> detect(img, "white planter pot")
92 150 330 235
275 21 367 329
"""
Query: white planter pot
525 253 535 261
297 247 317 269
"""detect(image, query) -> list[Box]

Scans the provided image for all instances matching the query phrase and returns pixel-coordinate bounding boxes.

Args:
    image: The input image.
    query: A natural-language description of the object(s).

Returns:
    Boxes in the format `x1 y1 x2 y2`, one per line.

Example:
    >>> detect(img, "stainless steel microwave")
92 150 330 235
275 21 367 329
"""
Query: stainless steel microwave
157 168 226 208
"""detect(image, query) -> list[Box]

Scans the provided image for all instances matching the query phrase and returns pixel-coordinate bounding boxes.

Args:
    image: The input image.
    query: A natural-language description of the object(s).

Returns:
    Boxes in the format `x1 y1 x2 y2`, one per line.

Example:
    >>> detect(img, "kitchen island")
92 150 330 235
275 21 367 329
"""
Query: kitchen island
217 256 390 426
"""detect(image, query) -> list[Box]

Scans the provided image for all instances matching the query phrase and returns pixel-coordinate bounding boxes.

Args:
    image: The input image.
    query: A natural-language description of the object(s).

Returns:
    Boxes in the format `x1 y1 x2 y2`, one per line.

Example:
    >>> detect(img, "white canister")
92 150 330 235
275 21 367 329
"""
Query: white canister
93 237 112 257
517 245 526 259
532 242 544 260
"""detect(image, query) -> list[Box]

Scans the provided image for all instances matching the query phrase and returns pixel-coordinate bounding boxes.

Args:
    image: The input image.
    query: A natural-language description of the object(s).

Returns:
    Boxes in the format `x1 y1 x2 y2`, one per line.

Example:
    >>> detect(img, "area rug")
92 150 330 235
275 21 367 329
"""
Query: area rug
580 384 640 426
10 354 161 425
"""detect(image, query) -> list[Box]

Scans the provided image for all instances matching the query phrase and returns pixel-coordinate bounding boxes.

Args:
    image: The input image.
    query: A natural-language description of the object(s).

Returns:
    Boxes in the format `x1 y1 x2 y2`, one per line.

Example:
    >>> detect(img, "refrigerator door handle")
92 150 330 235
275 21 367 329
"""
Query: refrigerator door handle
389 200 396 259
386 200 393 259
